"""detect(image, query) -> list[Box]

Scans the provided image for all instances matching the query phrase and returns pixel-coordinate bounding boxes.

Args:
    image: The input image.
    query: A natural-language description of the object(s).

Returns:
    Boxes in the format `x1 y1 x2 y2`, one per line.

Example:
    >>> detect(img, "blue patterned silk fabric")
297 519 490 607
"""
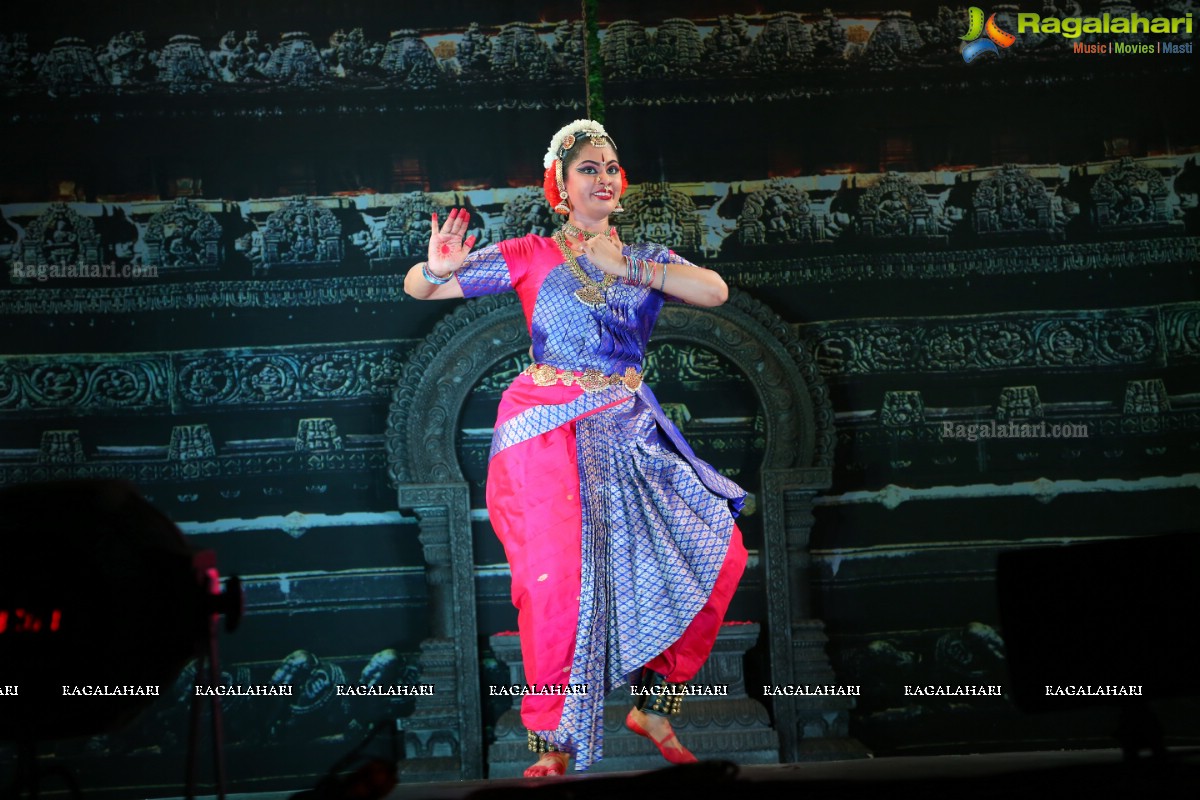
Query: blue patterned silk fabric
534 243 701 375
453 242 512 297
458 236 745 770
533 387 744 770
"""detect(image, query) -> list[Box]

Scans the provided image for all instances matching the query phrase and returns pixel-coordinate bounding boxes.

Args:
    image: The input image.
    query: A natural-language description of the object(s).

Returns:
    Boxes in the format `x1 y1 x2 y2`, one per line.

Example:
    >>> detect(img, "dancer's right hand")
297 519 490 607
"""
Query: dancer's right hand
427 208 477 279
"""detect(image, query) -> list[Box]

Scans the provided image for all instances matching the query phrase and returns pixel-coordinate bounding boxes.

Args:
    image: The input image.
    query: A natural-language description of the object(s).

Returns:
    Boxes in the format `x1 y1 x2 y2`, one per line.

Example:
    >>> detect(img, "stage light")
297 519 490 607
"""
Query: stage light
0 479 242 796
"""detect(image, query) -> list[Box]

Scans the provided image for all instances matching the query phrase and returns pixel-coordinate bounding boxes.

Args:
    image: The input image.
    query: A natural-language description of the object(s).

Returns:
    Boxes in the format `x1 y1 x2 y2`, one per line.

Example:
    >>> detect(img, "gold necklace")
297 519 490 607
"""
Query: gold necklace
553 225 616 308
561 220 604 240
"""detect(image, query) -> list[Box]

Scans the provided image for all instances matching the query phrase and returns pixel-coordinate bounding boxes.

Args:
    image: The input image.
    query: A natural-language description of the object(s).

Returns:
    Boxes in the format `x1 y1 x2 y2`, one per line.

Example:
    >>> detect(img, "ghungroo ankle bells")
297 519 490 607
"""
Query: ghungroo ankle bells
527 730 560 753
633 668 686 716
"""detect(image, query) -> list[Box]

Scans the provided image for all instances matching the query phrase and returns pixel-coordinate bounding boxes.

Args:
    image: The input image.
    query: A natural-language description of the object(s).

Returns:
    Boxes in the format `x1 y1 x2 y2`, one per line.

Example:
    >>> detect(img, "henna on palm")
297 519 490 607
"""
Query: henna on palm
426 207 477 278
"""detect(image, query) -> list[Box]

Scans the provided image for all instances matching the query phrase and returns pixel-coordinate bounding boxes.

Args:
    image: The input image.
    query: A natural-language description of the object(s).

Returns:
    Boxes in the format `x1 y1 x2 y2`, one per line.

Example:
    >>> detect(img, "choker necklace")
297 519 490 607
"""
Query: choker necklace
553 224 616 308
561 220 606 240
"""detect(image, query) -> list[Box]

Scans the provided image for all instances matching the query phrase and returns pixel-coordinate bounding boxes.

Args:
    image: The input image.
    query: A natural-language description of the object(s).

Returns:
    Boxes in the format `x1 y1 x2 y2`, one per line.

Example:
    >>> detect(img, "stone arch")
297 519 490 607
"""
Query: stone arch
385 289 857 776
386 290 831 483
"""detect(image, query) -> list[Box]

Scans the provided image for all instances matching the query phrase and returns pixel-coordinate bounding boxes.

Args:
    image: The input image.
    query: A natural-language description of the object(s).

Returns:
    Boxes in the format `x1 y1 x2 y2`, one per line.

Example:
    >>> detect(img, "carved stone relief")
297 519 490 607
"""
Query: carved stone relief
616 182 704 252
144 198 222 268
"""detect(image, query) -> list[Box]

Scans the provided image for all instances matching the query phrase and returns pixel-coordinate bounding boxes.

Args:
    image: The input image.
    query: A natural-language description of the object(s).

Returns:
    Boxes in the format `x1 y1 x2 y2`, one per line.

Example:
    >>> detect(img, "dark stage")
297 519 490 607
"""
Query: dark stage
142 749 1200 800
2 2 1199 799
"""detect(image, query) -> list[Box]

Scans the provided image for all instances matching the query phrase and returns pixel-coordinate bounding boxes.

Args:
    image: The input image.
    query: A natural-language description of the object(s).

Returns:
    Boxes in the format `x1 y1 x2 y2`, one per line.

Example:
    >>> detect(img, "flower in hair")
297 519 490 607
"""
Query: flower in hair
543 119 610 168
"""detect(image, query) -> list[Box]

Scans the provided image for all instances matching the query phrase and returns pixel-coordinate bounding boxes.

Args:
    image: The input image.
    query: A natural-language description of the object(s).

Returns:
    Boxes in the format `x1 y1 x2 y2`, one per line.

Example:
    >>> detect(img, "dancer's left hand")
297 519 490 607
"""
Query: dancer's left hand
581 228 626 276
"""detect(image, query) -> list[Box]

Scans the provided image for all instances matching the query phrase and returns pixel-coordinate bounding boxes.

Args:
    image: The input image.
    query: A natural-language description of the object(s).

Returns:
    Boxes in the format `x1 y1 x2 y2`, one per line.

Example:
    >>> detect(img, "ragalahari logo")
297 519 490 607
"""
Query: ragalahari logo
961 7 1017 62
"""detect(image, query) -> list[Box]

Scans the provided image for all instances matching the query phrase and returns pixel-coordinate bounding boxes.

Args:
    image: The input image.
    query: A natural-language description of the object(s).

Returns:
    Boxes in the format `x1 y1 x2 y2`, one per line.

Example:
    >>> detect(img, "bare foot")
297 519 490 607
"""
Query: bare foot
625 707 697 764
523 751 570 777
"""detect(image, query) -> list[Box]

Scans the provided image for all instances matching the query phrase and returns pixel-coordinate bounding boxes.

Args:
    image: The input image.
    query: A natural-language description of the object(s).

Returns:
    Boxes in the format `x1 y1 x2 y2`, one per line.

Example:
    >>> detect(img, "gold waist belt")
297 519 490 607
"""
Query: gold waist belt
522 363 643 393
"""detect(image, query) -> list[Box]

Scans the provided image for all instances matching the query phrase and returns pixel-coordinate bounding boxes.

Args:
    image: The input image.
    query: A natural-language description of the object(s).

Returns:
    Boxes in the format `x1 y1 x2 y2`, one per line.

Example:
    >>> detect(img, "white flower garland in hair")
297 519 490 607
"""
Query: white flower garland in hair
543 118 610 168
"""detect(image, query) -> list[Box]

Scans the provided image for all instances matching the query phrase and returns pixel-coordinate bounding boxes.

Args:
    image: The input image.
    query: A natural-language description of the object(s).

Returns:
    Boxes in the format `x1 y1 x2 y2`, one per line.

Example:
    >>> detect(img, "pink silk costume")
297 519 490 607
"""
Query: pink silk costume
454 233 748 770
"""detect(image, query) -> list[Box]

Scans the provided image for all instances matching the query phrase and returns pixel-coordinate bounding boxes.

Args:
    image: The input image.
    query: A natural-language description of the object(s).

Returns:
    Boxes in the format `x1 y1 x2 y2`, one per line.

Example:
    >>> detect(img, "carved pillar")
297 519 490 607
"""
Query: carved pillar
763 468 869 762
387 296 524 781
396 484 482 781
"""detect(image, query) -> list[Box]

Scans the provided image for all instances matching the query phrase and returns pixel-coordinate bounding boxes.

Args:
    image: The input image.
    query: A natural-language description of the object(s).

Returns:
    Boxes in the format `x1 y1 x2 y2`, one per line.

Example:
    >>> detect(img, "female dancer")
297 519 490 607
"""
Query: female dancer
404 119 747 776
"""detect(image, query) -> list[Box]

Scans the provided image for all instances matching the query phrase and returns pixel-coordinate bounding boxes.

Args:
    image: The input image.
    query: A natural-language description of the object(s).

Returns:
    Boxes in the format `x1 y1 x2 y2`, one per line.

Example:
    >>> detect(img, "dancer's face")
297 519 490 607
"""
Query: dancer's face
565 142 622 222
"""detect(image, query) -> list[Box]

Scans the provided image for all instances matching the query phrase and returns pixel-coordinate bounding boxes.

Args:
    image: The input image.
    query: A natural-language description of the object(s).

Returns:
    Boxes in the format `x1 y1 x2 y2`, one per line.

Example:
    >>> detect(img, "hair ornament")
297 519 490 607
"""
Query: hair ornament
543 119 614 169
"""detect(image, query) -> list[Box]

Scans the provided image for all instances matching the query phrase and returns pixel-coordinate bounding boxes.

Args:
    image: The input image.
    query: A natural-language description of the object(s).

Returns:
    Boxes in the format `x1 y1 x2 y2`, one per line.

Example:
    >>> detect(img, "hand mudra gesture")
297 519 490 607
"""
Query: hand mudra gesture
580 227 625 275
427 208 477 278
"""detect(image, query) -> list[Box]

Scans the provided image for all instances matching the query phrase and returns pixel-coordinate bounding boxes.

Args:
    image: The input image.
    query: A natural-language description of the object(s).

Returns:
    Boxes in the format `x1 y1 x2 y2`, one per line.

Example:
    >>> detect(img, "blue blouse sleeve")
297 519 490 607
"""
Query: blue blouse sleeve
453 242 512 297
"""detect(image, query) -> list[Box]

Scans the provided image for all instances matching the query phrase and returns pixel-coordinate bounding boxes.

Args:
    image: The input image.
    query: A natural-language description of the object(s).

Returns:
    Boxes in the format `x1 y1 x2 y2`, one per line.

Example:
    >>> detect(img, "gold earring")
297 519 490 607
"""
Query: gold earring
553 160 570 214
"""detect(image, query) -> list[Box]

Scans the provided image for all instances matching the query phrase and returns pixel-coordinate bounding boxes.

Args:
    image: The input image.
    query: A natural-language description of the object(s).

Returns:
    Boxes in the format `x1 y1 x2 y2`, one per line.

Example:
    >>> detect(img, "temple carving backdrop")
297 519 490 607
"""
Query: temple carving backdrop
0 0 1197 793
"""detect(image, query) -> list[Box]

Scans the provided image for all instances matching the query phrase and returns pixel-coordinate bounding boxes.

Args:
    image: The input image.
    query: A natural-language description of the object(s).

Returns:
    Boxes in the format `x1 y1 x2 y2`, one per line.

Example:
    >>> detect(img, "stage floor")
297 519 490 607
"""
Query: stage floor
158 748 1199 800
